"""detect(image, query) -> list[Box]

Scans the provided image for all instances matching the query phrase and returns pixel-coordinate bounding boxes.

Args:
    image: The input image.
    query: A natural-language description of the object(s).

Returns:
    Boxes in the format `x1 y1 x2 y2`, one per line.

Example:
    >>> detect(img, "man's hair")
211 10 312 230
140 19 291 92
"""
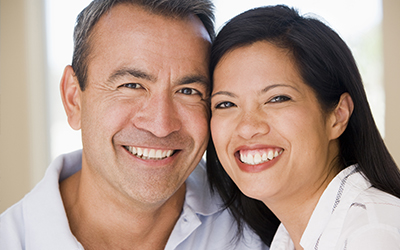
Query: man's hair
72 0 215 90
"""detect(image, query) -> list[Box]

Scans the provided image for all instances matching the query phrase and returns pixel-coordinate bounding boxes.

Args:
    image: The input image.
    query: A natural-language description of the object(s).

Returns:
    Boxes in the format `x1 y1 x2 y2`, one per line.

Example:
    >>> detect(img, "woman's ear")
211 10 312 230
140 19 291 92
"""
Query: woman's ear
60 65 82 130
329 93 354 140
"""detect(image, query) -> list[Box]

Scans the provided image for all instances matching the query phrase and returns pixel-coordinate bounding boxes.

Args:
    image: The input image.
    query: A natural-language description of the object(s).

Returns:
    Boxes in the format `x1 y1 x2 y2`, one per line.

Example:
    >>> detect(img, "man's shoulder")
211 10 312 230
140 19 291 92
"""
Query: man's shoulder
0 150 83 249
0 197 26 248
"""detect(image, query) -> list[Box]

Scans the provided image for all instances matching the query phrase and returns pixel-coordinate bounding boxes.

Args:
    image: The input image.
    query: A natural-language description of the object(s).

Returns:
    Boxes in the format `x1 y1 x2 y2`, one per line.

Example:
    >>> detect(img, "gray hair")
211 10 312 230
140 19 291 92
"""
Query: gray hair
71 0 215 90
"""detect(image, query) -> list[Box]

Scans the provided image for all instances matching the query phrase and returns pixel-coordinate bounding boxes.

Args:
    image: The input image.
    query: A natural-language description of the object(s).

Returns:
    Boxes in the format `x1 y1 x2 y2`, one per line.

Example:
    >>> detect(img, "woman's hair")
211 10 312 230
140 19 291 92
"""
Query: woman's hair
207 5 400 246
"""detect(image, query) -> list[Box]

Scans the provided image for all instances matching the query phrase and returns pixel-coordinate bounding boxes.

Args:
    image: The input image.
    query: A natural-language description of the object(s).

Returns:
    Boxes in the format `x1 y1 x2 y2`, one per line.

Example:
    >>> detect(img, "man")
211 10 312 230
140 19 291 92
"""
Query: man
0 0 267 249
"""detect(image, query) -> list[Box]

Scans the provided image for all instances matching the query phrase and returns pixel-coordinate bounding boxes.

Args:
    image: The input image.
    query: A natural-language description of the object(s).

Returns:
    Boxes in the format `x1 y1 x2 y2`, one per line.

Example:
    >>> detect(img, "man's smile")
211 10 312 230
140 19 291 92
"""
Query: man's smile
124 146 176 160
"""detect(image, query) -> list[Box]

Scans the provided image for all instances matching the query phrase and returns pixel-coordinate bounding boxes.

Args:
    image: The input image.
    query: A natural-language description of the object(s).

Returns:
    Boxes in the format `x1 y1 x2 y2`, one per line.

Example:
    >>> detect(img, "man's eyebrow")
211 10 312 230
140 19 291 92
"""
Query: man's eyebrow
178 75 210 88
107 68 210 90
107 67 156 83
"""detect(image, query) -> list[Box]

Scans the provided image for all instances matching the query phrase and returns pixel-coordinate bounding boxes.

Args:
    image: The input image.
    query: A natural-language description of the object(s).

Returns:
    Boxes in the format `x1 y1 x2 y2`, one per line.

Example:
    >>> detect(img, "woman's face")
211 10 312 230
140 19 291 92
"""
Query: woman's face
211 41 339 205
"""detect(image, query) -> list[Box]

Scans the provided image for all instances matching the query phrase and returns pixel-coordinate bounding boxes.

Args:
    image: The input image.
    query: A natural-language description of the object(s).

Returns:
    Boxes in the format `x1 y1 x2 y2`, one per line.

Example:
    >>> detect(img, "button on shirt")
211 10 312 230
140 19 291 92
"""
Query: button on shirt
270 165 400 250
0 150 267 250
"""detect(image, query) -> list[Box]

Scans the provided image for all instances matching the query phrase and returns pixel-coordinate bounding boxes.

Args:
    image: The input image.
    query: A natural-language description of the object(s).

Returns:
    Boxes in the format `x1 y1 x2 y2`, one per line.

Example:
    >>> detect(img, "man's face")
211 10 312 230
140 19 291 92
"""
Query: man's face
75 4 211 205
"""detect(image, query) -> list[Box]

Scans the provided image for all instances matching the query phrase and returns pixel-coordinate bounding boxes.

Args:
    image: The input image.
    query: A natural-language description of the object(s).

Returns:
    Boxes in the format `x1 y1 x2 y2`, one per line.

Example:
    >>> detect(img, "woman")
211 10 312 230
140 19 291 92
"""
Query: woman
207 5 400 249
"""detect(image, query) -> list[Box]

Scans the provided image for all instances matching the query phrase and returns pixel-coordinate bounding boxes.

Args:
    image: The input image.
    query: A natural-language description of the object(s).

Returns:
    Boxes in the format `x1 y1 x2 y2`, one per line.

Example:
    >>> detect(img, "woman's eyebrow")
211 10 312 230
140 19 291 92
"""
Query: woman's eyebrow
261 84 300 94
210 84 301 100
211 90 237 99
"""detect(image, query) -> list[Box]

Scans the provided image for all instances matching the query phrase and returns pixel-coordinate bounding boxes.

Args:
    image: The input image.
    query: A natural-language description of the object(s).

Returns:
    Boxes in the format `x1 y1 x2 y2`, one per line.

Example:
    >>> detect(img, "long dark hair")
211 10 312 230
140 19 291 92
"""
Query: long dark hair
207 5 400 246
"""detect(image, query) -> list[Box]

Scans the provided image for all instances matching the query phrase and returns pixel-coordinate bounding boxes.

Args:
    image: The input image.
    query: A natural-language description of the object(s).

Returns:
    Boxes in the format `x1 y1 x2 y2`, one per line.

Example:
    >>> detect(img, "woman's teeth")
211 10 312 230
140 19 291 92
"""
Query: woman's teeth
240 149 283 165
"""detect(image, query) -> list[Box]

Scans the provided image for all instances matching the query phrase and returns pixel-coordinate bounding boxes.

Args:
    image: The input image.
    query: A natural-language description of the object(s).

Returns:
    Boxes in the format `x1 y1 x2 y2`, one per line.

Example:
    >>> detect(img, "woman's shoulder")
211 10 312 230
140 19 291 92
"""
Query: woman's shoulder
343 166 400 215
336 187 400 249
356 186 400 209
344 187 400 234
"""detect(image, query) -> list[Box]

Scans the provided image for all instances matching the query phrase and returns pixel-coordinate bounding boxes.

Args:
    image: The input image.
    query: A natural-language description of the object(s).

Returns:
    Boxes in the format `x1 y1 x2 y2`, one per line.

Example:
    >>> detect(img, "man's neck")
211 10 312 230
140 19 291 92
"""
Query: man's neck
59 169 186 250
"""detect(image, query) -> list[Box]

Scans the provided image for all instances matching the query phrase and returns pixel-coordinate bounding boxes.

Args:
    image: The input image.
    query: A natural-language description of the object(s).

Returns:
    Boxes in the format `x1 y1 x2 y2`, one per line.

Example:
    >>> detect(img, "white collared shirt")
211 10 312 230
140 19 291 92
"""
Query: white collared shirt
270 165 400 250
0 150 267 250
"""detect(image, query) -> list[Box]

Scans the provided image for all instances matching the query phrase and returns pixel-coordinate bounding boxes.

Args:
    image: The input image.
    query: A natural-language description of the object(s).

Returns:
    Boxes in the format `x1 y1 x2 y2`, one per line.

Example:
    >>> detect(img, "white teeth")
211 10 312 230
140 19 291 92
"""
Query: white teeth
148 149 155 158
137 147 143 157
262 152 268 161
143 148 149 158
156 150 162 158
247 154 254 165
254 153 262 164
240 153 246 163
126 146 174 160
166 150 173 157
240 149 283 165
267 150 274 160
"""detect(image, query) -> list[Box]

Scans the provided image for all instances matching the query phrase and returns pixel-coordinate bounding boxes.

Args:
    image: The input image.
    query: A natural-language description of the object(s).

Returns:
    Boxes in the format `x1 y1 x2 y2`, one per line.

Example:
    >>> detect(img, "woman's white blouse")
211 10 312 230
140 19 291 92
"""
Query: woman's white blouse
270 165 400 250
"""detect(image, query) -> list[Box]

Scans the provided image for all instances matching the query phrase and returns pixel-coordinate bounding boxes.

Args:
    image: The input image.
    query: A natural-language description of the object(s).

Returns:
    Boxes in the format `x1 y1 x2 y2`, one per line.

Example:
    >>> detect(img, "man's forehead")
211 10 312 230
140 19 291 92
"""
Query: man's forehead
93 3 211 43
85 2 211 88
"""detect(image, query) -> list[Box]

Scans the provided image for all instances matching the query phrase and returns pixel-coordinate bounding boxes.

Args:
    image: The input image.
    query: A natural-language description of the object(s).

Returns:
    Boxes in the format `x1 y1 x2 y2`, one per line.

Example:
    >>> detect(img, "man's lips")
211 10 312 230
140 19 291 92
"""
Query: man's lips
123 146 176 160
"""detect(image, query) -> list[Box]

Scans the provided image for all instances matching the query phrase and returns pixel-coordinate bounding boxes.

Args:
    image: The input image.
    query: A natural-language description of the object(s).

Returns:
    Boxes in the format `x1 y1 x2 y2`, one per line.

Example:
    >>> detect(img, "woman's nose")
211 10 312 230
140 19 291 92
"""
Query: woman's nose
235 110 270 140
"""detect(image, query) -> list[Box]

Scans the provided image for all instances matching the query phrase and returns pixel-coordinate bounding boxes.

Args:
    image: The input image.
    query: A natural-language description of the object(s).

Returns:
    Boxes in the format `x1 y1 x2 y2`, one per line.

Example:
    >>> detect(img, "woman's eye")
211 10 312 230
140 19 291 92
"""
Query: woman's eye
178 88 201 96
121 83 143 89
215 101 236 109
269 95 291 103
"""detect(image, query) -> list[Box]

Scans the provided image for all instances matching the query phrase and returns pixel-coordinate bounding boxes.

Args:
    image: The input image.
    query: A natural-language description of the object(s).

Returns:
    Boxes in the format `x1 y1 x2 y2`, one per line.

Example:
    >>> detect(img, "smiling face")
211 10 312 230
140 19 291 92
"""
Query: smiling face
211 41 341 206
66 3 211 206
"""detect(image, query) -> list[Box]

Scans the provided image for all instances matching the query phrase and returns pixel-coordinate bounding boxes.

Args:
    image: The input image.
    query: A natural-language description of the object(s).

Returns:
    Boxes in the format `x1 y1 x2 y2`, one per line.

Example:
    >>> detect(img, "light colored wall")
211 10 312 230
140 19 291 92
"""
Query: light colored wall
0 0 48 213
383 0 400 165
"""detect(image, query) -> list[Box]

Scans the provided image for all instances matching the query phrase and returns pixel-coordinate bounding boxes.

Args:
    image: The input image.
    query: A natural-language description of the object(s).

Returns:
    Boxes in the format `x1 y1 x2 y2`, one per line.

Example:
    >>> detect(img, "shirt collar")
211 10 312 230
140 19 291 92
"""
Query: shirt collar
184 158 225 216
24 150 83 249
300 164 370 249
270 165 371 250
270 224 295 250
157 158 226 250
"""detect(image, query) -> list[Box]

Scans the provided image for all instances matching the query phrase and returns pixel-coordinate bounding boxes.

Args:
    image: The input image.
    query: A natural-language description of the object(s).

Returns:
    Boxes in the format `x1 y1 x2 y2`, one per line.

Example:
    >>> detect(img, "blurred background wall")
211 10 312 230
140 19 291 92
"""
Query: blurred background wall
1 0 399 213
1 0 49 213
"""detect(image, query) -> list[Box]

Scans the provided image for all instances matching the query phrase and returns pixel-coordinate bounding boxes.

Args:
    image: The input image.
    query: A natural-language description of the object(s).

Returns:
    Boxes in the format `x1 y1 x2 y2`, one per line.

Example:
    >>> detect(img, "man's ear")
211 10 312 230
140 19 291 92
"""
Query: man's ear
60 65 82 130
328 93 354 140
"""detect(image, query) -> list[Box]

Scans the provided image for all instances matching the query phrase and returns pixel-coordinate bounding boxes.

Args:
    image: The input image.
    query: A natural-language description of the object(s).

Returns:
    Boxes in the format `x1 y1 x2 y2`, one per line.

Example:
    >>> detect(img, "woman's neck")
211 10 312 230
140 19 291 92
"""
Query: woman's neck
264 168 338 250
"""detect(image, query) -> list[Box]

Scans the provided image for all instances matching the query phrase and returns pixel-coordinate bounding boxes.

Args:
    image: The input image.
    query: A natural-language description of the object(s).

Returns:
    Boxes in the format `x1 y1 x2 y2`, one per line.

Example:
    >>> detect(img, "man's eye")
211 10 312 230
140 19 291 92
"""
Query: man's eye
178 88 200 95
269 95 291 103
215 101 236 109
121 83 143 89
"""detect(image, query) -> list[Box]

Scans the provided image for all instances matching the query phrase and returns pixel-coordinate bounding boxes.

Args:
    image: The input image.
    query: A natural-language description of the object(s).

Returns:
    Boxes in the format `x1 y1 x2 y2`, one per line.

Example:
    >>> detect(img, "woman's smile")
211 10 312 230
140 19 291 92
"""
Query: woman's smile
238 147 283 165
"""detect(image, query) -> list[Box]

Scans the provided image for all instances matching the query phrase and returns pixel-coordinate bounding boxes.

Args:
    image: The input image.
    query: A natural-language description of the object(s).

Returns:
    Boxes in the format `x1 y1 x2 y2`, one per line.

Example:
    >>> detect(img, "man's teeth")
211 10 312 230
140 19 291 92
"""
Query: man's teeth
126 146 174 160
240 149 282 165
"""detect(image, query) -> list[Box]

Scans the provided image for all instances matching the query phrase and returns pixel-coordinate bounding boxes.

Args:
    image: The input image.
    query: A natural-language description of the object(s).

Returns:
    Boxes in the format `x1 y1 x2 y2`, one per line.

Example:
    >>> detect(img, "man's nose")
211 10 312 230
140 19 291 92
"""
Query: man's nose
132 92 182 138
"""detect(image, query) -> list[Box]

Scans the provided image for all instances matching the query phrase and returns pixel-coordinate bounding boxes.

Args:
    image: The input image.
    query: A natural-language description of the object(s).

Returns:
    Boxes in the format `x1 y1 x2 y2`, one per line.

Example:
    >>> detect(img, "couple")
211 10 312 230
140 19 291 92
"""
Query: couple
1 1 400 249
